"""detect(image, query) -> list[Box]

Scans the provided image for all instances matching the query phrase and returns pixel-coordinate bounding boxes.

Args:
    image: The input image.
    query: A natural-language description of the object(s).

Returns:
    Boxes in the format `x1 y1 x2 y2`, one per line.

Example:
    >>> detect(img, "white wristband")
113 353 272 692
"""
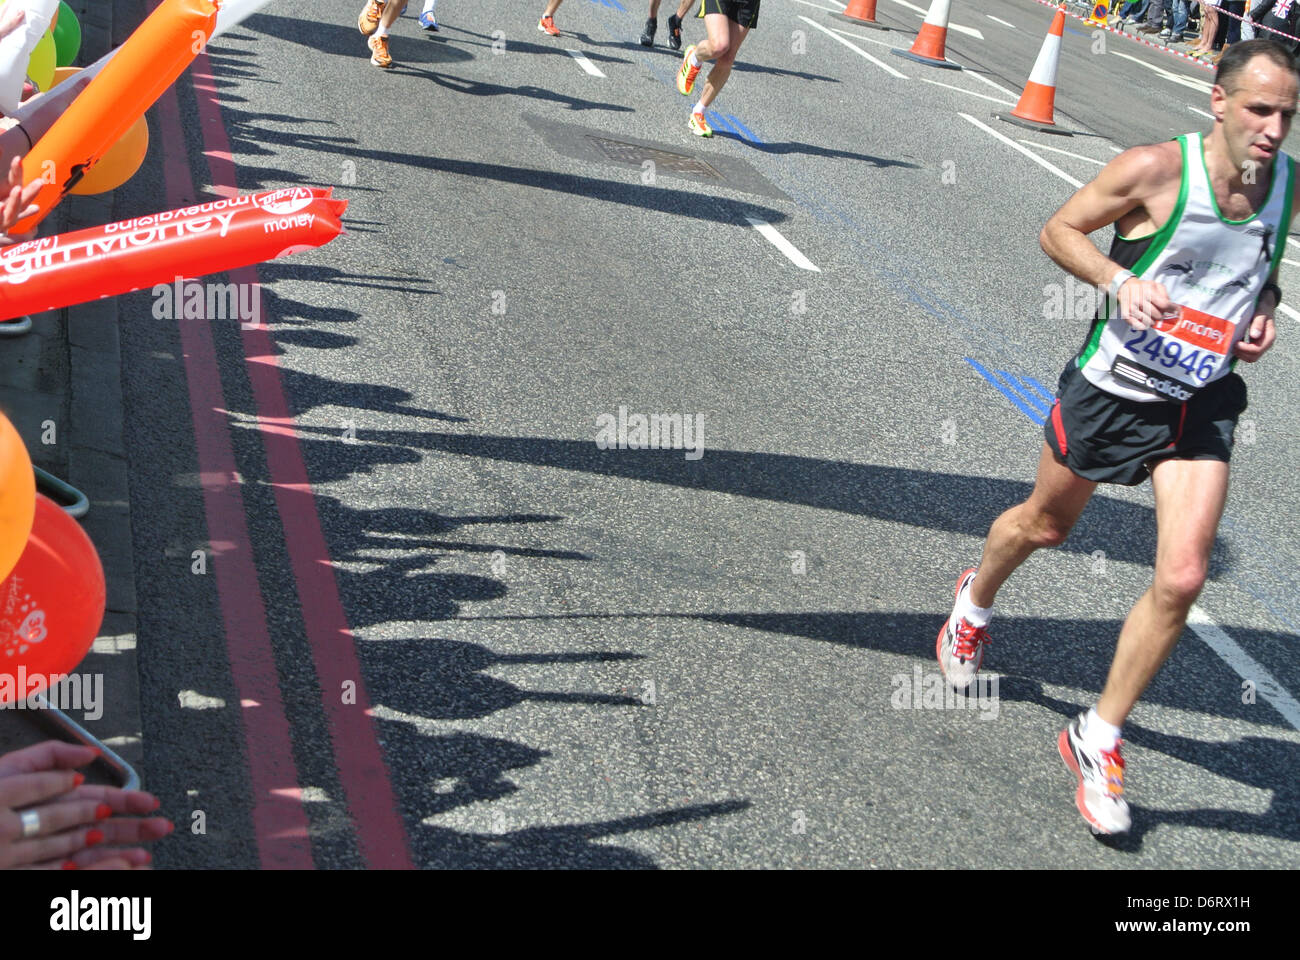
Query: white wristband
1109 269 1135 301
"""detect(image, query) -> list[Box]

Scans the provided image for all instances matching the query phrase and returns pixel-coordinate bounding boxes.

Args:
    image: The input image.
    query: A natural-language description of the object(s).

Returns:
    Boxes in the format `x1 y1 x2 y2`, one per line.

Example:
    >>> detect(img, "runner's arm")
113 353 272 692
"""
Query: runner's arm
1040 144 1178 329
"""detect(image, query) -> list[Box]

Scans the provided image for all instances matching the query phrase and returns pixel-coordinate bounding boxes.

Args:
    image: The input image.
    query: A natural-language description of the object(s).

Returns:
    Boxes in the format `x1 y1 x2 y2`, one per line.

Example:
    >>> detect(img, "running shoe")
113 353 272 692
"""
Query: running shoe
936 568 989 691
667 13 683 50
419 11 439 30
640 17 656 47
677 44 701 96
369 34 394 67
359 0 385 36
538 15 560 36
688 110 712 137
1058 714 1132 835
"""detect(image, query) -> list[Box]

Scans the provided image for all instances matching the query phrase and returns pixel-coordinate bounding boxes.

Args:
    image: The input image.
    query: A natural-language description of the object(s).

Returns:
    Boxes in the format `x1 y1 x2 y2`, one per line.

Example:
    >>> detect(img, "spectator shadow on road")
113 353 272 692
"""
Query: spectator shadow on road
287 425 1218 570
222 14 476 67
435 25 637 67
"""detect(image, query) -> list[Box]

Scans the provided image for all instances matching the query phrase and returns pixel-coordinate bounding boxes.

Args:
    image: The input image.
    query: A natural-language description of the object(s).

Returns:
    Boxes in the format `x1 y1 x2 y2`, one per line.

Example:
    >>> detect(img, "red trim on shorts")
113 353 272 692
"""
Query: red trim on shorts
1050 400 1068 456
1166 403 1188 449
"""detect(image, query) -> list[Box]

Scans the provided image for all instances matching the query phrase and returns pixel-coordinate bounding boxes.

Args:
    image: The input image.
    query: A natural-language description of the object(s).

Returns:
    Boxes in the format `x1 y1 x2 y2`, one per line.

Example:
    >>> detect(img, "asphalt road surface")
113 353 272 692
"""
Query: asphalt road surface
113 0 1300 868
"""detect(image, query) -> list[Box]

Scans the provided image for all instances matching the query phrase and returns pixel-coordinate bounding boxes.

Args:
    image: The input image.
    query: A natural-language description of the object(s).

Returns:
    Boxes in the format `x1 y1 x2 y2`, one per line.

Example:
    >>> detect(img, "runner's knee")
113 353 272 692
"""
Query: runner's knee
1153 562 1208 611
1023 506 1075 548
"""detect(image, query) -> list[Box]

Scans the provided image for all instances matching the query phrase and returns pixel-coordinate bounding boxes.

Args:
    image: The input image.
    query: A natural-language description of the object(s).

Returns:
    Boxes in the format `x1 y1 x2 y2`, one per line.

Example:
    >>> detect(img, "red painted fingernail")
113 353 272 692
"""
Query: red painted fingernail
62 860 78 870
86 829 104 847
72 773 85 787
95 803 112 821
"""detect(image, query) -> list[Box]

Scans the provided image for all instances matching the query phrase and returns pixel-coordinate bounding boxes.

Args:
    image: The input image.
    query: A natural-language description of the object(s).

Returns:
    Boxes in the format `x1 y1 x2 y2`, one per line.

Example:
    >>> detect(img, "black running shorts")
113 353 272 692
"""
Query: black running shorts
1044 361 1248 486
698 0 760 28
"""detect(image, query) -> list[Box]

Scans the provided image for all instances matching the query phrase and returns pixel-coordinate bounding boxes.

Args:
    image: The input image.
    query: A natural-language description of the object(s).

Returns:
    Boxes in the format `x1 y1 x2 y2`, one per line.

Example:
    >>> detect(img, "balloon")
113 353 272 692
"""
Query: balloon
0 188 348 320
52 1 80 66
0 0 58 111
0 413 35 586
48 67 149 194
0 494 105 704
26 28 55 91
13 0 220 235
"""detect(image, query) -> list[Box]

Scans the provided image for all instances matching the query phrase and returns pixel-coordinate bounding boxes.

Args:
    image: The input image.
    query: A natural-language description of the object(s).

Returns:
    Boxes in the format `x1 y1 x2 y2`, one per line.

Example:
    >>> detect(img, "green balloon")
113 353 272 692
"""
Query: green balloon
52 2 81 67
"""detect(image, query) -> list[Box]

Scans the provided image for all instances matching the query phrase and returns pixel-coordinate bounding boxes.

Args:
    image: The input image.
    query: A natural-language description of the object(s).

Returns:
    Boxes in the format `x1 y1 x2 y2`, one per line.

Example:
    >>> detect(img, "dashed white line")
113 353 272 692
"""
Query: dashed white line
565 49 605 77
959 112 1083 188
1276 301 1300 323
888 0 984 38
1280 257 1300 270
789 0 845 10
916 77 1012 105
830 25 898 49
801 15 908 78
965 69 1019 100
1188 105 1214 119
987 14 1016 28
745 216 821 271
1016 139 1107 166
1187 606 1300 732
1110 49 1213 95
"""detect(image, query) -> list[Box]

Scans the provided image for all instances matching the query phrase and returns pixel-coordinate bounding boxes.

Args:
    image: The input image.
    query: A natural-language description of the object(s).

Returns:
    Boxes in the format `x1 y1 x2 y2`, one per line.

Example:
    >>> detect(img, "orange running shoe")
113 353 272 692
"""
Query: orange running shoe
358 0 386 36
369 34 394 68
688 110 712 137
677 44 701 96
538 15 560 36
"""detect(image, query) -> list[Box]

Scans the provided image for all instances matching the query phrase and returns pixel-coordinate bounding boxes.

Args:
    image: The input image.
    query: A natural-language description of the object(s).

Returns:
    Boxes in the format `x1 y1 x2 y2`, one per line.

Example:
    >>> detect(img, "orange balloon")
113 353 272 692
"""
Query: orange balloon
0 494 105 704
0 413 35 585
49 67 150 195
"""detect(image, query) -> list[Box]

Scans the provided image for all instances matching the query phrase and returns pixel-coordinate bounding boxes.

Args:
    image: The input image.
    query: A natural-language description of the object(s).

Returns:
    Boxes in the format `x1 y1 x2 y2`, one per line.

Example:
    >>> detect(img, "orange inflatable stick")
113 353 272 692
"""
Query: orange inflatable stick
0 188 347 319
13 0 220 234
0 412 35 586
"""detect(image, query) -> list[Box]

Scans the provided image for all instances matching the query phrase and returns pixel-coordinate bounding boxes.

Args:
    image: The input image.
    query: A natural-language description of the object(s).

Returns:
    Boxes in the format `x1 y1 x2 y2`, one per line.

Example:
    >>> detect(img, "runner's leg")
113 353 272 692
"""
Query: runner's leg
968 443 1097 609
698 18 748 109
1094 457 1228 725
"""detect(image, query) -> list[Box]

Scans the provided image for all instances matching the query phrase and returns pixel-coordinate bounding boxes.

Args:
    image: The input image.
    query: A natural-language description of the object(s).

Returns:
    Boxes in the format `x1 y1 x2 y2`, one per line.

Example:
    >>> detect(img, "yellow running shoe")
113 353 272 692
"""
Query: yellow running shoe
688 110 712 138
677 45 701 96
359 0 386 36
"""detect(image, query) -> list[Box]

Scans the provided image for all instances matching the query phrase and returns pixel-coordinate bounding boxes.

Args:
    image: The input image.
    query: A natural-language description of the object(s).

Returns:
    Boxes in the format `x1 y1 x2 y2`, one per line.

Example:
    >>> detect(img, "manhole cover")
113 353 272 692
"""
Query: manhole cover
585 135 723 179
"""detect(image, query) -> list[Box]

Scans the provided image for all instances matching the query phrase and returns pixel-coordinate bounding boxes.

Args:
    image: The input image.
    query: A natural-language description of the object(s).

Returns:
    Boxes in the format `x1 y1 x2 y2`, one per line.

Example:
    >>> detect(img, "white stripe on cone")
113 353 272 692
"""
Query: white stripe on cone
922 0 951 27
1027 12 1064 88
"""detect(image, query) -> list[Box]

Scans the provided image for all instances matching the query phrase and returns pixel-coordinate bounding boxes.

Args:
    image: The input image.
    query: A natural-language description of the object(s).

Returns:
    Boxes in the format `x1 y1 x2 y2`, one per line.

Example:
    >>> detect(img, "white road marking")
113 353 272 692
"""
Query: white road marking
565 49 605 77
1110 49 1213 95
1287 236 1300 256
1276 301 1300 323
888 0 984 38
745 216 821 271
1187 606 1300 733
959 112 1083 188
987 14 1016 29
1188 105 1214 119
801 15 908 78
1016 139 1107 165
830 25 898 49
789 0 845 10
1280 257 1300 270
917 77 1012 105
965 69 1019 99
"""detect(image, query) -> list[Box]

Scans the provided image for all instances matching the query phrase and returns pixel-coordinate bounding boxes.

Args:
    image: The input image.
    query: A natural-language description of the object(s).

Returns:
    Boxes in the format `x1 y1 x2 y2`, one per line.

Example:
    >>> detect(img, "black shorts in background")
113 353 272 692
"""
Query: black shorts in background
1043 362 1248 486
698 0 760 28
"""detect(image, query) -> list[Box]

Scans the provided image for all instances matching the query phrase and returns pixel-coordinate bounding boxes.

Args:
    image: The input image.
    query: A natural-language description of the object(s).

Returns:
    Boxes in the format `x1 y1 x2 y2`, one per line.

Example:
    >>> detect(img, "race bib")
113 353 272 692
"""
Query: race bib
1111 305 1234 402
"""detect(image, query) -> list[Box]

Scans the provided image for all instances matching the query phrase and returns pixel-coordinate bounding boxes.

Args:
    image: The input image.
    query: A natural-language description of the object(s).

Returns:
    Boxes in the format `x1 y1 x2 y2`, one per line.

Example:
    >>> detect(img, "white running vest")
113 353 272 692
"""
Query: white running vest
1078 132 1294 403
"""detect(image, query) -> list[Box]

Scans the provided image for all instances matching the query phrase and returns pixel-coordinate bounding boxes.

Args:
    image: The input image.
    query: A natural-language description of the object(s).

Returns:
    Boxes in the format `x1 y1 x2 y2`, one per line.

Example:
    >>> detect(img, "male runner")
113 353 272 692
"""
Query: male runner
938 39 1295 835
675 0 760 137
642 0 697 49
358 0 410 68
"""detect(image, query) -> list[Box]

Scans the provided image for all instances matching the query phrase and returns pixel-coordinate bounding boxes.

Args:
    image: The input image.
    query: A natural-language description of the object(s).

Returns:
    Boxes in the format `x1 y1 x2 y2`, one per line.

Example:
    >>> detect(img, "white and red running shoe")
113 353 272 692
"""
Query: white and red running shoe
1058 713 1132 835
936 568 989 691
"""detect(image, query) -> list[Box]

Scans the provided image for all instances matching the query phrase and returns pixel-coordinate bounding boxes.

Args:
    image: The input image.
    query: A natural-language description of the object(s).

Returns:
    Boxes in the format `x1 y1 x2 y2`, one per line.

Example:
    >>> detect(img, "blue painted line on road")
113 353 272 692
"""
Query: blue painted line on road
707 110 737 134
1021 374 1057 404
999 371 1053 415
966 359 1047 425
725 114 765 145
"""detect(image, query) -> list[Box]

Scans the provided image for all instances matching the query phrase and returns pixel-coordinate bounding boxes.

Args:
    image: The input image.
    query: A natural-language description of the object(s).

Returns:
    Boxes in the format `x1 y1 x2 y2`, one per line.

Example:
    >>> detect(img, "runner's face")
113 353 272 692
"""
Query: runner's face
1215 58 1298 174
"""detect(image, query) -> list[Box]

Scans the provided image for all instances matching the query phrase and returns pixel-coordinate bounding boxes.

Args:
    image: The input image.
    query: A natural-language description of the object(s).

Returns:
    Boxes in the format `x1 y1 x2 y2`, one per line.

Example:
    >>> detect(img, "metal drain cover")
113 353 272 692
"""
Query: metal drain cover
585 136 723 179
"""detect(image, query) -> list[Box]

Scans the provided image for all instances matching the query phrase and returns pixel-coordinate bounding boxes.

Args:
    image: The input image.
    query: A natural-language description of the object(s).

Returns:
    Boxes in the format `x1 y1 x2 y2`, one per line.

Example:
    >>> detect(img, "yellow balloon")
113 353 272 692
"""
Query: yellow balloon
49 68 150 194
28 29 56 92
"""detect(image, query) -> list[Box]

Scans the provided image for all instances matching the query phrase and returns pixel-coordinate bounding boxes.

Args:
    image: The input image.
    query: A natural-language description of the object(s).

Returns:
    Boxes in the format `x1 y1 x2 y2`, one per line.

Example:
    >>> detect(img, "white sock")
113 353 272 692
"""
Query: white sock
692 100 705 115
953 575 992 628
689 49 700 67
422 0 437 13
375 21 390 37
1082 707 1122 752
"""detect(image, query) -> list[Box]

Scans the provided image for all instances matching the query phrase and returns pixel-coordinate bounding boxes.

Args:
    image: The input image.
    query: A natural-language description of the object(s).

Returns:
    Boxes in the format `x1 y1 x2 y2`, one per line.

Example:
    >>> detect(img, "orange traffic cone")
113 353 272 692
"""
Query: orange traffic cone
891 0 960 70
834 0 889 31
996 8 1068 134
